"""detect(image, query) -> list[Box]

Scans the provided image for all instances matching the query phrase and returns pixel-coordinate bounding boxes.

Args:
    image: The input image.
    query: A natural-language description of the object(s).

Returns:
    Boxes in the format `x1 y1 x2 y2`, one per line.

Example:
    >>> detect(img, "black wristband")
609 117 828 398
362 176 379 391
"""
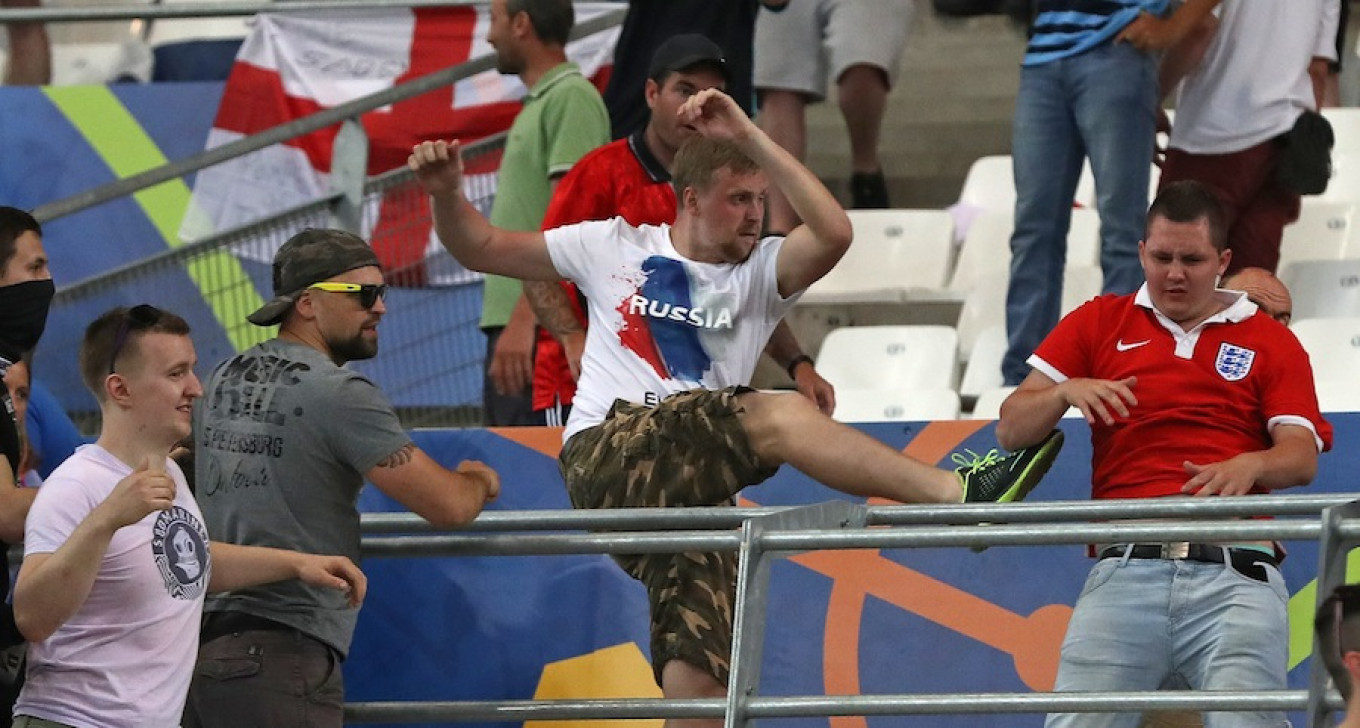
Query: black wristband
785 354 814 379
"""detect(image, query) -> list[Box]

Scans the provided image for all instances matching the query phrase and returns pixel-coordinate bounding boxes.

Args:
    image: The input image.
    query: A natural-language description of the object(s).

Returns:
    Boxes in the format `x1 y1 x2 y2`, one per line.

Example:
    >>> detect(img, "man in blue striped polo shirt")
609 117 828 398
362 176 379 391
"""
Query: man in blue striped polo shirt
1002 0 1219 388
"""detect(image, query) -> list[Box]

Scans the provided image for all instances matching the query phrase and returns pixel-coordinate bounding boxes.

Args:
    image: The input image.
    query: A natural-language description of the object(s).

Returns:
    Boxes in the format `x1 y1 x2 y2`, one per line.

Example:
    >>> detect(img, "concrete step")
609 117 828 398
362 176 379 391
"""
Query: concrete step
786 6 1028 209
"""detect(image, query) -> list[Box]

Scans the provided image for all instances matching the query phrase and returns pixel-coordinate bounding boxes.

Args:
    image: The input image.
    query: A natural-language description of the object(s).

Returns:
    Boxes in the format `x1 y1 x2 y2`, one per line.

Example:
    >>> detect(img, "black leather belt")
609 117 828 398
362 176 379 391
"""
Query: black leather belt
200 611 293 643
1098 543 1278 583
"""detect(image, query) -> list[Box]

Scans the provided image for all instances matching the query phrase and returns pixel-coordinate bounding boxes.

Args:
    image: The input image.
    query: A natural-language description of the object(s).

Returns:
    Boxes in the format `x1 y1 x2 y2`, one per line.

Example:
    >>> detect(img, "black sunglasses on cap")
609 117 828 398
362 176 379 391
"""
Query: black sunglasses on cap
108 304 165 375
307 282 388 309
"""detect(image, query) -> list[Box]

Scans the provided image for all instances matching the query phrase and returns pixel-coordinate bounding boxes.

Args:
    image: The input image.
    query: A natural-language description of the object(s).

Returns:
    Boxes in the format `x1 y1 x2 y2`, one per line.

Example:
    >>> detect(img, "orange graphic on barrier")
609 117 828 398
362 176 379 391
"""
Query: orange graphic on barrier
750 421 1072 728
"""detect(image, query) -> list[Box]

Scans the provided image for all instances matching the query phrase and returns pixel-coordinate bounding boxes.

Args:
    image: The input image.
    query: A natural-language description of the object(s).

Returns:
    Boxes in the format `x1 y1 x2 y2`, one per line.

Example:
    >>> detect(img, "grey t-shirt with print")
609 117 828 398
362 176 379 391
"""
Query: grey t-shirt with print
195 338 410 656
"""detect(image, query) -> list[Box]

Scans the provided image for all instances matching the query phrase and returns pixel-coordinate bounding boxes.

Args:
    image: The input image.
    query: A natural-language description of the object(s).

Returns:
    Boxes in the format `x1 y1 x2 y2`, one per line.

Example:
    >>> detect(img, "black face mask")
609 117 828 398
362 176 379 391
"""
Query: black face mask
0 278 55 363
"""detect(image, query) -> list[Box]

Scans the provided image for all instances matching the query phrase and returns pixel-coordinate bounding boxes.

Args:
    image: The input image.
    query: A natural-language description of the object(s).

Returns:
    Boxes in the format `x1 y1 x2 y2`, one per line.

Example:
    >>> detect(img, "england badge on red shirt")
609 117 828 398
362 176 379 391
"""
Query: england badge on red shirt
1215 342 1256 382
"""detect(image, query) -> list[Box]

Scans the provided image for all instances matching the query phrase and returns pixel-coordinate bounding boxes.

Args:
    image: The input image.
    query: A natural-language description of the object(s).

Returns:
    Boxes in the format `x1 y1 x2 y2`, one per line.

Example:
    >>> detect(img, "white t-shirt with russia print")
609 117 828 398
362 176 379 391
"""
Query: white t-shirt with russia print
17 444 211 728
545 218 800 442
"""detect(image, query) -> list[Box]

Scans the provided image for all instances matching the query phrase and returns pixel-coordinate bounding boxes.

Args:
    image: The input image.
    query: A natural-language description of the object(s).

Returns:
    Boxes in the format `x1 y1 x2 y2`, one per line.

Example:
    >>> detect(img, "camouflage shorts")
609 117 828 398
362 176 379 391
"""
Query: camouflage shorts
559 386 778 685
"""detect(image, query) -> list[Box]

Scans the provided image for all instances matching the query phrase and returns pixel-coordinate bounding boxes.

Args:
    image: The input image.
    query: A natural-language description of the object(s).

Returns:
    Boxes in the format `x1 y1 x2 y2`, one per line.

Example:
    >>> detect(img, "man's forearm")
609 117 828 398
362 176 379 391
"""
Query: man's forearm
1252 428 1320 490
430 191 497 272
209 542 308 592
524 281 584 340
761 321 806 370
996 388 1067 451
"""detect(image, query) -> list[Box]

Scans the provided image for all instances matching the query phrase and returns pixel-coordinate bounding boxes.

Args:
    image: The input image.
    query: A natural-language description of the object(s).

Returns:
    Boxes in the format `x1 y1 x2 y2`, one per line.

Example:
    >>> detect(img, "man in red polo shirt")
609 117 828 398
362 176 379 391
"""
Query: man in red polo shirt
997 180 1332 728
523 33 833 426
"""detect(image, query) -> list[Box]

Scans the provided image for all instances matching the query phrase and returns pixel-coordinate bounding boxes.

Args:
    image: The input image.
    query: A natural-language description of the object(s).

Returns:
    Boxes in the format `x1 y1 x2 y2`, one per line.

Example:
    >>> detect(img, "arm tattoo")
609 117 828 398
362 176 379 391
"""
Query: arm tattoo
376 443 417 469
524 280 585 338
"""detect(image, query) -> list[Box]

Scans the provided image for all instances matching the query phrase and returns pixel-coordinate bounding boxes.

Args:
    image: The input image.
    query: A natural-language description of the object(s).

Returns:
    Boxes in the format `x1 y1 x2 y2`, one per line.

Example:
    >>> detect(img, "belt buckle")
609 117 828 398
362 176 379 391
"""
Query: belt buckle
1160 542 1190 559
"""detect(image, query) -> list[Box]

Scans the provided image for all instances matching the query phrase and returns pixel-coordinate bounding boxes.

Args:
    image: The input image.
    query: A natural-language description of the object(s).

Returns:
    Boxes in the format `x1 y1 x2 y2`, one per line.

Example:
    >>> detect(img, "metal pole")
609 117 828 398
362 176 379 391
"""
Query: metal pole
0 0 485 23
356 493 1360 534
725 502 870 728
29 7 625 222
343 689 1335 723
327 118 369 233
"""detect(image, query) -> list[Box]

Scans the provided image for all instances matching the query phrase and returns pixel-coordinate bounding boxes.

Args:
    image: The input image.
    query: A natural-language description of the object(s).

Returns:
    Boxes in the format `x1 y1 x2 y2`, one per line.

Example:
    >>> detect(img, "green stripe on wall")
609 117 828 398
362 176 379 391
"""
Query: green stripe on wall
43 85 270 352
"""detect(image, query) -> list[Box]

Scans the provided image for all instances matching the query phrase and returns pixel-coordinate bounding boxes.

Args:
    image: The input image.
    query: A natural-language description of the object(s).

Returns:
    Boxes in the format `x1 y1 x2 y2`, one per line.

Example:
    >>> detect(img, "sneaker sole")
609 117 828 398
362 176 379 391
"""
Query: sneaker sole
996 429 1065 503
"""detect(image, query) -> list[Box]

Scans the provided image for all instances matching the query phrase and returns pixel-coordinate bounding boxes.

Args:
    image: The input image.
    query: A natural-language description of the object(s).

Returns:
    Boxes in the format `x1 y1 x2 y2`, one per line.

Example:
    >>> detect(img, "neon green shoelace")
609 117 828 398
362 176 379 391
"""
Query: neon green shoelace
950 448 1003 474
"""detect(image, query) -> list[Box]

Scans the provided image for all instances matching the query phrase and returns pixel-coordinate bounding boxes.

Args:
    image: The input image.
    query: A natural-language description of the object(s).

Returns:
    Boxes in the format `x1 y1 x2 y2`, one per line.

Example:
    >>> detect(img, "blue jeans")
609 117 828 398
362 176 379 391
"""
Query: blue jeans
1003 42 1157 385
1045 554 1291 728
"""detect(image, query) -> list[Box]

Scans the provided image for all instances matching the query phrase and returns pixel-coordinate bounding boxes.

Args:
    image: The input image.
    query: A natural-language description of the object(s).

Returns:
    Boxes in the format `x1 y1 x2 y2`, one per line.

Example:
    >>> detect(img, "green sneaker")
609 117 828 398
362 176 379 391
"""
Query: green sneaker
952 429 1064 503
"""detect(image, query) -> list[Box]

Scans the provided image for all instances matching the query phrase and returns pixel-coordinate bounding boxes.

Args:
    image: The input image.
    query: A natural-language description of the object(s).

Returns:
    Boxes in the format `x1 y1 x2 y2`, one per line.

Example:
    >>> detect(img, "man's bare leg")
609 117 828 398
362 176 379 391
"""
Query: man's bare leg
736 391 962 503
837 64 889 177
661 659 726 728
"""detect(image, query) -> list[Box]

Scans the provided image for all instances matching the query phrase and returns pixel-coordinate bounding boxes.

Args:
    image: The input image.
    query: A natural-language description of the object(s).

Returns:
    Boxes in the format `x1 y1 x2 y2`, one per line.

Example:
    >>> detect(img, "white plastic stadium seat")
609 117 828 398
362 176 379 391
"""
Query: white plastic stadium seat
815 325 960 391
1278 259 1360 320
1316 379 1360 413
969 386 1083 420
832 388 961 423
962 156 1097 213
955 266 1102 361
958 156 1016 213
1319 152 1360 205
969 386 1017 420
948 208 1101 293
955 270 1008 360
1289 317 1360 384
959 324 1006 400
802 209 954 303
1322 107 1360 156
1278 201 1354 266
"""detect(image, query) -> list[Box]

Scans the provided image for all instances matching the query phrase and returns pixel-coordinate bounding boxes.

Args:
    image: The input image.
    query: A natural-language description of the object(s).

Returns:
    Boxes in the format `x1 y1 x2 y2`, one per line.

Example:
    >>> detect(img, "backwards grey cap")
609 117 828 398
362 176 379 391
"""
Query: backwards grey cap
247 228 381 327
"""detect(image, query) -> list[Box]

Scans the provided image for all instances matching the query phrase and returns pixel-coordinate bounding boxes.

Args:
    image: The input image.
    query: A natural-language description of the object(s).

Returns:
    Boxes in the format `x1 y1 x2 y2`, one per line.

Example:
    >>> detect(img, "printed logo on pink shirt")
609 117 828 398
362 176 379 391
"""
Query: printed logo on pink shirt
152 506 211 600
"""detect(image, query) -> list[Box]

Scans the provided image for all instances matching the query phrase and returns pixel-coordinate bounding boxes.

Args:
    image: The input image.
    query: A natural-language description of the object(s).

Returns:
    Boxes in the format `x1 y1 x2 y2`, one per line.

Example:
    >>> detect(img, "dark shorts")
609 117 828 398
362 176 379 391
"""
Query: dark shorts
559 386 778 685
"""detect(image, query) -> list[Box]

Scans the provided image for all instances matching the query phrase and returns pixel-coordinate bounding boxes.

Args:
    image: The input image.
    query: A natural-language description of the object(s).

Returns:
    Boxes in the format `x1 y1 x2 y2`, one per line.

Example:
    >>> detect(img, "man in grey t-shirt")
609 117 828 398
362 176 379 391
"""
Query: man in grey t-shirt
183 228 500 728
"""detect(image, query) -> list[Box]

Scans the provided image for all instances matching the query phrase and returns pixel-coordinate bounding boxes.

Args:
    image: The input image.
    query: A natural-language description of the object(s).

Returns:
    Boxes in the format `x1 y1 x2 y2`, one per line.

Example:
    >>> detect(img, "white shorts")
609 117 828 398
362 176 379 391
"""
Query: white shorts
753 0 915 100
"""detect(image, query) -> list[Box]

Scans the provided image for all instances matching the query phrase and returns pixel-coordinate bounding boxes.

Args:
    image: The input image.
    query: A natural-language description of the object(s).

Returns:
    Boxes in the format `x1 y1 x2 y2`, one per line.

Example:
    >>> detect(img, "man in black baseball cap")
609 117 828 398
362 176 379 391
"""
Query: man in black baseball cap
246 228 382 327
187 227 499 727
646 33 731 85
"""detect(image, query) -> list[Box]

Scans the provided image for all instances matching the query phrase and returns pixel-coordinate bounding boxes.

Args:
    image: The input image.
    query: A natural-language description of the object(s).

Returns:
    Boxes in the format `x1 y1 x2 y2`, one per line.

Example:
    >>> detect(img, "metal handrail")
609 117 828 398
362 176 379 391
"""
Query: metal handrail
359 518 1334 558
346 690 1339 723
0 0 481 23
49 131 504 300
344 496 1355 724
358 493 1360 533
29 6 626 222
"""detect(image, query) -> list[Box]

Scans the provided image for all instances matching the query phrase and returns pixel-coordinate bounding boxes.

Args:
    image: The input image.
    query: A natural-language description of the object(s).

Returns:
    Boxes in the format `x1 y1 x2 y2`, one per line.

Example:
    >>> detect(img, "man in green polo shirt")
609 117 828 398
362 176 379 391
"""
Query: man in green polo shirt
480 0 609 425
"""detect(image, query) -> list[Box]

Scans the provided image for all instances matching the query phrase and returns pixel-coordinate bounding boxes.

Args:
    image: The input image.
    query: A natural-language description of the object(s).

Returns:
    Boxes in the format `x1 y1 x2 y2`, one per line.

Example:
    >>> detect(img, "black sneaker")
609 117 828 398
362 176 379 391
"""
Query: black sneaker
953 429 1064 503
850 170 890 209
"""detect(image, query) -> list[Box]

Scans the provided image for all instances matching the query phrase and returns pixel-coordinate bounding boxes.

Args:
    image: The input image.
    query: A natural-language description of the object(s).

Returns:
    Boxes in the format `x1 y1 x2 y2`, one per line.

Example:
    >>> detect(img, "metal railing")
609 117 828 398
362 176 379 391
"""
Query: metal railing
0 0 493 23
344 495 1360 726
42 134 503 429
33 5 626 428
26 6 625 222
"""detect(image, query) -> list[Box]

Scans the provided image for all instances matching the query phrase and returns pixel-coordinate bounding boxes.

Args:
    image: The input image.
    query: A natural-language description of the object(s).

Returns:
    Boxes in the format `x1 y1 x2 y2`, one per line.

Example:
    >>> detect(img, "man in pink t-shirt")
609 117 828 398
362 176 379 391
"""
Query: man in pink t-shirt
13 306 365 728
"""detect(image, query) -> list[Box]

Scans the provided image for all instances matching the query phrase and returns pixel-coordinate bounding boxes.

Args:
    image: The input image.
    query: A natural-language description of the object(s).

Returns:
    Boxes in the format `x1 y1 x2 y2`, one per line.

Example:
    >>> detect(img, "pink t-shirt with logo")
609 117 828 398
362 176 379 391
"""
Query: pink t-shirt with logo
18 444 210 728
